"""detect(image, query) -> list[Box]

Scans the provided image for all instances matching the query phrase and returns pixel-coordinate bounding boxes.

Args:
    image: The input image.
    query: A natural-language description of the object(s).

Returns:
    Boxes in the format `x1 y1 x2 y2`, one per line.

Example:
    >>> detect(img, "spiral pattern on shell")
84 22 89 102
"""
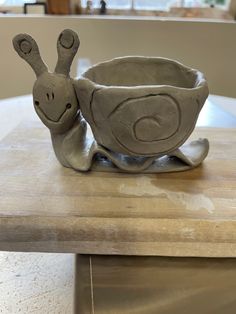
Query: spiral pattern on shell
106 94 180 156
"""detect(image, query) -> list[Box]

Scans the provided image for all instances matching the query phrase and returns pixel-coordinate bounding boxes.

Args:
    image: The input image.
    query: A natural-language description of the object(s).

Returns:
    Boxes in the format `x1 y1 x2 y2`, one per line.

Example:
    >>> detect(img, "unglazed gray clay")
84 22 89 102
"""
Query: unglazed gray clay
13 29 209 173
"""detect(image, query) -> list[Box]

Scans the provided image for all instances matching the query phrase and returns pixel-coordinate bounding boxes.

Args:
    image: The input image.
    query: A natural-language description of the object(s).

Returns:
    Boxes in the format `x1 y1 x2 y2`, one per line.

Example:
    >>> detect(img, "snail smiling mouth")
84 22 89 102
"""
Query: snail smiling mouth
34 101 72 123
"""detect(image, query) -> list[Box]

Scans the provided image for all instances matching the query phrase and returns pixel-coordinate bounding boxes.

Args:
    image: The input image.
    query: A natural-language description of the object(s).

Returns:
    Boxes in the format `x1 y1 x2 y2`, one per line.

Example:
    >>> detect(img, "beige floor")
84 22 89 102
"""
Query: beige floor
0 252 74 314
0 94 236 314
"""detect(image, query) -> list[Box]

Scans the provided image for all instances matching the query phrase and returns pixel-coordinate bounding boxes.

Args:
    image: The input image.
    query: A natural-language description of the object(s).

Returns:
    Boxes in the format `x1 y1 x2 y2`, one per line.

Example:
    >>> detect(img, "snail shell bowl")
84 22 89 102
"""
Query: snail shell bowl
77 56 209 158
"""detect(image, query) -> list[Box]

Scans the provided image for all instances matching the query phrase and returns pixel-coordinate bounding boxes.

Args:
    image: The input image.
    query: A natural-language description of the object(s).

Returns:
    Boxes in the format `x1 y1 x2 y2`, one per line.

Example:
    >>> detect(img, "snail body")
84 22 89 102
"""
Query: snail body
13 29 209 173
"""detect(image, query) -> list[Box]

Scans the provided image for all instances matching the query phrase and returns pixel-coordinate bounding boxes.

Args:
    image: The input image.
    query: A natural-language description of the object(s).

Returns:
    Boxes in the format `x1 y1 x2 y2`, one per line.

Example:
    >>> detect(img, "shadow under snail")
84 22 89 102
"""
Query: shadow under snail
13 29 209 173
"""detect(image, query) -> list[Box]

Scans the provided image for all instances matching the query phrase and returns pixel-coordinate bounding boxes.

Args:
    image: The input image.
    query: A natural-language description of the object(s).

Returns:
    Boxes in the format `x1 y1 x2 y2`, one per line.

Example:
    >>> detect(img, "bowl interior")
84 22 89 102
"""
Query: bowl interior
83 58 198 89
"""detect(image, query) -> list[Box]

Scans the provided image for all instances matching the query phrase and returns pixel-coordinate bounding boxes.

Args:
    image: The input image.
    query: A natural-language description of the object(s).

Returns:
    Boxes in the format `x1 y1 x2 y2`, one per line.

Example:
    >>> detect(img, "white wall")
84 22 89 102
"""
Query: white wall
0 16 235 99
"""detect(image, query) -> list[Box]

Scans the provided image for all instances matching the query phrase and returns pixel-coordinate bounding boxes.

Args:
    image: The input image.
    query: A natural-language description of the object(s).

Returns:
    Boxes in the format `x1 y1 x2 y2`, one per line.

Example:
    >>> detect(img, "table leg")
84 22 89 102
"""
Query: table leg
74 255 236 314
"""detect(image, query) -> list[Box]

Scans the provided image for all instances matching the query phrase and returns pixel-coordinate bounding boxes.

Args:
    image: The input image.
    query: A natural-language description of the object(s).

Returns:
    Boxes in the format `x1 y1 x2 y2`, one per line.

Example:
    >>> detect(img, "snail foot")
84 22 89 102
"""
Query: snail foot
91 138 209 173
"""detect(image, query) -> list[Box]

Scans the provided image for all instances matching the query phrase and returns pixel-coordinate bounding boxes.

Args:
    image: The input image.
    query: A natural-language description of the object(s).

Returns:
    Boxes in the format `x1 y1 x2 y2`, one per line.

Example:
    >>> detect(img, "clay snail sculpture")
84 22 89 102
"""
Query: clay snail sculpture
13 29 209 173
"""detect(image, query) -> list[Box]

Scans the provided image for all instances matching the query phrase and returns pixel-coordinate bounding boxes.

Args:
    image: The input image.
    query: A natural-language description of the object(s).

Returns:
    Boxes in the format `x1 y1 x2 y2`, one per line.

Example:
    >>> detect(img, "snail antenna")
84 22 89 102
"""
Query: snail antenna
55 29 80 76
13 33 48 77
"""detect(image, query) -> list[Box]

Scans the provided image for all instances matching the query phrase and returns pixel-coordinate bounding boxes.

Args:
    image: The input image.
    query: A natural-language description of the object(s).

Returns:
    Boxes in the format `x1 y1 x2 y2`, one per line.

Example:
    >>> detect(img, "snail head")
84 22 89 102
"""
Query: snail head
13 29 80 134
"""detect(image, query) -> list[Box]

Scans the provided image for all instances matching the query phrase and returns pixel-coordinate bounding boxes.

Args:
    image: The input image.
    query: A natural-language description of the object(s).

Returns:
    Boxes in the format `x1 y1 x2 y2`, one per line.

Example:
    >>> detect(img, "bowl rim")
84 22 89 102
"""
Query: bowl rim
80 56 207 91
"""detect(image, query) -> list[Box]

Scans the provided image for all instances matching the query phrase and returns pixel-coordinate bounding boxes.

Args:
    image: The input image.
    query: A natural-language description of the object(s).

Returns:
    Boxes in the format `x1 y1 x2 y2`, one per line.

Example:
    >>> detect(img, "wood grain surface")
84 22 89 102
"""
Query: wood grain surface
0 97 236 257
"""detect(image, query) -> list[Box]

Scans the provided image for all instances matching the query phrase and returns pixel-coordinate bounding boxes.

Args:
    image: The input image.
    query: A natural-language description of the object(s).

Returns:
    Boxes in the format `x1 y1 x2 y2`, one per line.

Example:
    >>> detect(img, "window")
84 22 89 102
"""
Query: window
0 0 35 4
0 0 229 12
134 1 179 10
81 0 228 10
81 0 130 9
81 0 177 10
0 0 229 8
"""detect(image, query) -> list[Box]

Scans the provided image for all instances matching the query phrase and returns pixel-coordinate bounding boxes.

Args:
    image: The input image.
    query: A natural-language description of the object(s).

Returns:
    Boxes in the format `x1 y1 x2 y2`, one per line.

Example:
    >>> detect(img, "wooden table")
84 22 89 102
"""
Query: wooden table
0 95 236 313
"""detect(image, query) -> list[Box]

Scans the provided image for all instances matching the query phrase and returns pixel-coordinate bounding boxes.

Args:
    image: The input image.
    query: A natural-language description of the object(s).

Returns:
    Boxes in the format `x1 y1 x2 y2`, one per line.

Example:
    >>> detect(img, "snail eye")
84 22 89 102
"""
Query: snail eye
66 103 72 109
35 101 39 106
